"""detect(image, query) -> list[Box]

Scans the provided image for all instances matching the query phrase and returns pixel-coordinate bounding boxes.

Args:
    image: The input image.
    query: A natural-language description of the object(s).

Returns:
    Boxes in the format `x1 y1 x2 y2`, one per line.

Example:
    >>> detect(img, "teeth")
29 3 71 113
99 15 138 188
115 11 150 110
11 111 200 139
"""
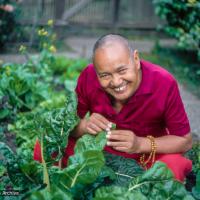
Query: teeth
114 85 126 92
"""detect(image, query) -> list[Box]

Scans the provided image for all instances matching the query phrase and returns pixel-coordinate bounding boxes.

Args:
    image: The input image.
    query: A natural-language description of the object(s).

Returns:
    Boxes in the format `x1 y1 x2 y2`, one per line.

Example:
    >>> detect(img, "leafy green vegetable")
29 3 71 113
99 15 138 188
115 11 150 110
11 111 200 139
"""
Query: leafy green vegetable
29 184 73 200
0 141 43 190
74 132 107 154
52 132 107 199
192 170 200 199
128 162 194 200
0 63 50 121
104 152 144 187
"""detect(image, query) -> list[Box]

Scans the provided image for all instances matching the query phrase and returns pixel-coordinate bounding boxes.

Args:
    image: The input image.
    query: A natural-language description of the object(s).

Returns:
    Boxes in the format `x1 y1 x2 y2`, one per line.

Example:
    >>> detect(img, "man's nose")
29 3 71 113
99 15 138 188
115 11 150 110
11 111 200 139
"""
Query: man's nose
110 74 122 87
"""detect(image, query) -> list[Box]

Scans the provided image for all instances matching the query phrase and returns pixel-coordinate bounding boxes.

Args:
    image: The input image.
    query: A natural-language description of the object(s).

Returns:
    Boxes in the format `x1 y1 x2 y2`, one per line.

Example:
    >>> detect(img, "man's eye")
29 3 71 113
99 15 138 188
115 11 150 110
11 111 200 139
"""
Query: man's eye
119 69 127 74
100 74 109 79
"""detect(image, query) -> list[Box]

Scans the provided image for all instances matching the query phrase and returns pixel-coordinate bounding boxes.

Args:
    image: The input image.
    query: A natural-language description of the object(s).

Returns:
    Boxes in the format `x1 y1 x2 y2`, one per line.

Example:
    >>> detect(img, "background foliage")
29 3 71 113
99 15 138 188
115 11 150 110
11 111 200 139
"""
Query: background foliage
153 0 200 61
0 0 20 51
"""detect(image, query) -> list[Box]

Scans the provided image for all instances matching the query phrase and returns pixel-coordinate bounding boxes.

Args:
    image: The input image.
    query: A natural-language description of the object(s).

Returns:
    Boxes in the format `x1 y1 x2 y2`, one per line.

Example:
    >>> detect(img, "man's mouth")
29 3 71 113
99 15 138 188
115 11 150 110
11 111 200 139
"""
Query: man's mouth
113 83 127 93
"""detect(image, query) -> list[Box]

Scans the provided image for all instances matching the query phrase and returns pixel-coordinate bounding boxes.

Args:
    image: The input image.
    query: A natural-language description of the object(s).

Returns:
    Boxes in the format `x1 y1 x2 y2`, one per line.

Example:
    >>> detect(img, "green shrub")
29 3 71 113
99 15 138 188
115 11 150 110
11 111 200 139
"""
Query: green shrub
0 63 50 120
0 0 19 51
153 0 200 60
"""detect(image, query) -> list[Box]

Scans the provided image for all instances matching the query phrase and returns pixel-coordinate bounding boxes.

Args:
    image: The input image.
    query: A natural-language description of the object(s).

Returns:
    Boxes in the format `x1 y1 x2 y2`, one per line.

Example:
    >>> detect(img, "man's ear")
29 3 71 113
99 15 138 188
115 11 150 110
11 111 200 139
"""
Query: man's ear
133 50 140 69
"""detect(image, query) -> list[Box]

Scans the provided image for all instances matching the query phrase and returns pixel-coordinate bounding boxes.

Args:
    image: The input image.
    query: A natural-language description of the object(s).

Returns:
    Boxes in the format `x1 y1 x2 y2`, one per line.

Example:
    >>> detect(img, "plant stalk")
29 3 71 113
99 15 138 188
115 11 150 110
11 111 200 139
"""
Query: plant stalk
41 133 50 191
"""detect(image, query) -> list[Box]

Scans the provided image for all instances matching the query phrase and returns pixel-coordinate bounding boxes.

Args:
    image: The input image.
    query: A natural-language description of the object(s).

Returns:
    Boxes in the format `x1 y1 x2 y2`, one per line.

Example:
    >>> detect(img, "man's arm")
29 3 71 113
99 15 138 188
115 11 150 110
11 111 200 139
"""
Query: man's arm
106 130 193 154
71 119 87 138
137 132 192 153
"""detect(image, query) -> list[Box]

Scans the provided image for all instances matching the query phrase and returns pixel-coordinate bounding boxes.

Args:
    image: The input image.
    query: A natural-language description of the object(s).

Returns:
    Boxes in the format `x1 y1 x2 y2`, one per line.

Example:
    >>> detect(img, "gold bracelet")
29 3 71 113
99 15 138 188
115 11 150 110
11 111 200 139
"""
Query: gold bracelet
139 135 156 169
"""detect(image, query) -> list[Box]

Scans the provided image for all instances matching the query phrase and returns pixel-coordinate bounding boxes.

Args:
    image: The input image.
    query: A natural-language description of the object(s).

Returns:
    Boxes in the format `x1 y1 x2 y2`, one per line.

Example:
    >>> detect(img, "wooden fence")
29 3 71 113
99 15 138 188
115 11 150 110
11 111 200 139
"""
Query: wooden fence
18 0 163 29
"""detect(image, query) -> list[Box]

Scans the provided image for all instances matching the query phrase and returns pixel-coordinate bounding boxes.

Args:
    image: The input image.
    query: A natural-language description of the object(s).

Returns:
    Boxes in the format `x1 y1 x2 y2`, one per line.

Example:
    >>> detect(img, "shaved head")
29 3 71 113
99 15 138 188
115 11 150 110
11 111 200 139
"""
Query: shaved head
92 34 133 61
92 34 141 104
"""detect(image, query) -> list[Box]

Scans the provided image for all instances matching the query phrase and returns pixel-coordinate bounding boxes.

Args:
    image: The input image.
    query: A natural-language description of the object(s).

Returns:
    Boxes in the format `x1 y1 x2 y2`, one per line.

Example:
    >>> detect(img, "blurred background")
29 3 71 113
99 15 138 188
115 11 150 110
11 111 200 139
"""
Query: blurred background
1 0 164 49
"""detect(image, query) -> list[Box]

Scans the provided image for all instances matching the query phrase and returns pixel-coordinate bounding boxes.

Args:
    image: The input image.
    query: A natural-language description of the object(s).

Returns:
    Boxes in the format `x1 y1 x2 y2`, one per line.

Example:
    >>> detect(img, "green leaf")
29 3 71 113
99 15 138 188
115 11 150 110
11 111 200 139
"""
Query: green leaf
0 165 6 176
0 142 15 163
128 162 194 199
74 132 107 154
74 165 116 200
192 170 200 199
149 180 194 200
64 80 77 92
0 108 10 119
94 185 147 200
29 184 73 200
141 161 173 182
104 152 144 187
52 150 105 199
128 162 173 191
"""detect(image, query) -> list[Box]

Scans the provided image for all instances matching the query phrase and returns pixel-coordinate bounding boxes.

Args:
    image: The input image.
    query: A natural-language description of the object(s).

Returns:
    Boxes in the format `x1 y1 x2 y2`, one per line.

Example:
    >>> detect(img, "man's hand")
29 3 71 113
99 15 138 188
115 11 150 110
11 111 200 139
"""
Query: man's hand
83 113 111 135
106 130 141 153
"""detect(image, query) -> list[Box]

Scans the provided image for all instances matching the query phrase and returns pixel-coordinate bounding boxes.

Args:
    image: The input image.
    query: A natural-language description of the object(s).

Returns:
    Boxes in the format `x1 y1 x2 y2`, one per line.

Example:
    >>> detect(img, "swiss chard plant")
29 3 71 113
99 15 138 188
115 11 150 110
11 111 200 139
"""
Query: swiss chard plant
0 62 50 121
0 107 196 199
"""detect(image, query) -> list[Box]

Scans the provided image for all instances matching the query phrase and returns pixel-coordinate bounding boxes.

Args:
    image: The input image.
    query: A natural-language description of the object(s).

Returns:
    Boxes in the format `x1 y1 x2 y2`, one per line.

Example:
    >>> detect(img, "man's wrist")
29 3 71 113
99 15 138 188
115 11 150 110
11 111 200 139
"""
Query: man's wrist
71 118 87 138
80 118 87 133
136 136 152 153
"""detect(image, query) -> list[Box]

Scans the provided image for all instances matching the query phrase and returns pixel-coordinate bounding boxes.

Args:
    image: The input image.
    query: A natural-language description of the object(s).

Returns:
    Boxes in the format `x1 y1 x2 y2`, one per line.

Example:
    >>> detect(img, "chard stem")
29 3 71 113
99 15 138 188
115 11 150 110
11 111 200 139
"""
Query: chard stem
128 179 171 191
58 146 62 169
41 134 51 191
115 172 133 179
71 162 87 187
58 122 64 168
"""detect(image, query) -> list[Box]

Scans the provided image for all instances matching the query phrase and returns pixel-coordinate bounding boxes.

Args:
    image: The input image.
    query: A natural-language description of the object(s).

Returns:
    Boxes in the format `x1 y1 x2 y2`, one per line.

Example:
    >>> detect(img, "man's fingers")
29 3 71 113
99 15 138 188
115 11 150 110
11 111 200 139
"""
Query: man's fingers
109 130 131 136
90 113 111 130
87 127 98 135
112 146 128 152
107 141 128 147
87 123 102 133
92 117 108 130
106 133 129 142
93 113 110 127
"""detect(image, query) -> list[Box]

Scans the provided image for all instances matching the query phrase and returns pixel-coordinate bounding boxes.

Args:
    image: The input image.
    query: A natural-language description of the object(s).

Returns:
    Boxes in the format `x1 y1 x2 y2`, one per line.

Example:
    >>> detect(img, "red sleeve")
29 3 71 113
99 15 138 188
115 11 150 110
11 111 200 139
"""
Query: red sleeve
164 80 190 136
75 67 90 118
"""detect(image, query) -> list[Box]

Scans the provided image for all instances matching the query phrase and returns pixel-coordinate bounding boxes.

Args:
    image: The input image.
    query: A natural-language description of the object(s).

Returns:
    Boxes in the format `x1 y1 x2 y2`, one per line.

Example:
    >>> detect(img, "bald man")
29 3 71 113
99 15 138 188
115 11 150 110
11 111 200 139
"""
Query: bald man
34 34 193 182
72 34 192 182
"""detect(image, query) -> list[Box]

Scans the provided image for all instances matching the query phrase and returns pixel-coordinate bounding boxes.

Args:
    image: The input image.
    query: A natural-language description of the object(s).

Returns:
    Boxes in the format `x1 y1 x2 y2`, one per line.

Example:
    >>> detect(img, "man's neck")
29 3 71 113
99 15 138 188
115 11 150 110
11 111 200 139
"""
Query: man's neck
113 100 125 113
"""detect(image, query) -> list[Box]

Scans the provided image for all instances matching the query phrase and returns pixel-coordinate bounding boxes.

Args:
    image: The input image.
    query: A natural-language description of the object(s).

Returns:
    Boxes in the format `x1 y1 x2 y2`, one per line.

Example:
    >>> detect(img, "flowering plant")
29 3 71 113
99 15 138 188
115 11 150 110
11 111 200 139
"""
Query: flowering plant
0 0 18 51
37 19 57 53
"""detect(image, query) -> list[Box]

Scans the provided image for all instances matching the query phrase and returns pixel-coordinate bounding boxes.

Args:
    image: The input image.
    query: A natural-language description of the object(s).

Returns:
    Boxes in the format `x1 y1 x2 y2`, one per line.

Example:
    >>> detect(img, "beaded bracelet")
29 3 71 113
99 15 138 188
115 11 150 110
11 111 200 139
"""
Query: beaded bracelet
139 135 156 169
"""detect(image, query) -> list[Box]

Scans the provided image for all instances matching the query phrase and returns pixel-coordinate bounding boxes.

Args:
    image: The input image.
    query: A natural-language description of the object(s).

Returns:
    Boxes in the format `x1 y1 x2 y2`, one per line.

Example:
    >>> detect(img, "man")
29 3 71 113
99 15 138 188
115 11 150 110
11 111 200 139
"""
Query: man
72 34 192 182
34 34 192 182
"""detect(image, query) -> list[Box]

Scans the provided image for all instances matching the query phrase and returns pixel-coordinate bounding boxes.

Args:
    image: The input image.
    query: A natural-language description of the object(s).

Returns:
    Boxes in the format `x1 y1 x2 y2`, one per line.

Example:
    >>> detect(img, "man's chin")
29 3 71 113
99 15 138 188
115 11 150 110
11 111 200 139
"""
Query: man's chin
112 95 129 103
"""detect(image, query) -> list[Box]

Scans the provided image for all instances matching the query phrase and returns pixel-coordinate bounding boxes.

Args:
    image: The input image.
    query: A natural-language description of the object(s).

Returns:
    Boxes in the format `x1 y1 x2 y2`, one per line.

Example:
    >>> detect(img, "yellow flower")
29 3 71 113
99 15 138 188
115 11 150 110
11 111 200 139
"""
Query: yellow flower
47 19 54 26
38 28 48 36
5 66 11 76
51 34 57 41
0 59 3 65
49 45 57 53
19 45 26 52
43 31 48 36
38 29 43 36
188 0 196 4
43 43 48 48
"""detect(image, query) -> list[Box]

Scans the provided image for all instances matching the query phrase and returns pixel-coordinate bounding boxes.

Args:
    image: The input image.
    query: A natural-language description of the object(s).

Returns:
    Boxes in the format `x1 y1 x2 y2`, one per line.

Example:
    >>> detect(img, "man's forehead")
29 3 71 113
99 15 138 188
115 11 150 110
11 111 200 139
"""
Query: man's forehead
98 40 128 50
95 43 129 57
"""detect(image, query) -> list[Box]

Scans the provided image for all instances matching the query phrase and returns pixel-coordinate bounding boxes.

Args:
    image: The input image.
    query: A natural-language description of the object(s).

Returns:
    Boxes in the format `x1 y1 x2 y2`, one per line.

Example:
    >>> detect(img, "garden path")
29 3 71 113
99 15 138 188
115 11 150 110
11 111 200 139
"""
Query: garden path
0 36 200 141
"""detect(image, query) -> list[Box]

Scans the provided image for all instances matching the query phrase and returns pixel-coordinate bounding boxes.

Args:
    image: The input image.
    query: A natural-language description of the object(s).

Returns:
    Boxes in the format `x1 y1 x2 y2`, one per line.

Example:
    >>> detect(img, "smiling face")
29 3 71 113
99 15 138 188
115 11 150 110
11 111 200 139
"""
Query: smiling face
93 43 142 104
